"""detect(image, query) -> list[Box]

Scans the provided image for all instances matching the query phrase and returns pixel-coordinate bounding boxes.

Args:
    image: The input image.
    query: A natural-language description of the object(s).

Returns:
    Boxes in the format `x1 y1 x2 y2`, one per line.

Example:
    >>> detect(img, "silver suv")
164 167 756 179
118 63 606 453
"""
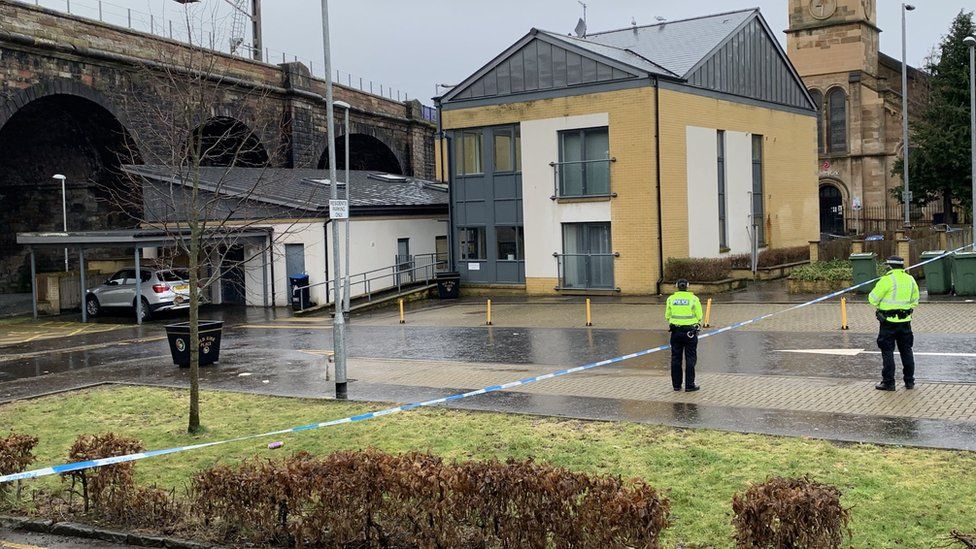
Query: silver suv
86 268 192 321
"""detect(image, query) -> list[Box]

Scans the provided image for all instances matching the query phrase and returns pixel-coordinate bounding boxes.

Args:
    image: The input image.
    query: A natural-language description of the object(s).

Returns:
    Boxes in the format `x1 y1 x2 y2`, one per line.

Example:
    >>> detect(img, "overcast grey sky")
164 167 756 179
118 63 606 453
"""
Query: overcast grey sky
53 0 974 104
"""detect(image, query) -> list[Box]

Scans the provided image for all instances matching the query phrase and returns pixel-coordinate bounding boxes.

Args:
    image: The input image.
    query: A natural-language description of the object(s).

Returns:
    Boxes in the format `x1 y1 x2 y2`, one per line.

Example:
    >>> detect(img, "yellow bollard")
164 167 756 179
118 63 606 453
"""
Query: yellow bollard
486 299 493 326
585 298 593 327
703 298 712 328
399 299 405 324
840 297 849 330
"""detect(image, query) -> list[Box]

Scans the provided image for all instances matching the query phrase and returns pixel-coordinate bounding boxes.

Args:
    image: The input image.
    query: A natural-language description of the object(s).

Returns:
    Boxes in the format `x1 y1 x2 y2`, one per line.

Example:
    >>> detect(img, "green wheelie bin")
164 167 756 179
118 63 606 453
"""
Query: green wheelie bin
952 251 976 296
849 252 877 294
920 250 952 295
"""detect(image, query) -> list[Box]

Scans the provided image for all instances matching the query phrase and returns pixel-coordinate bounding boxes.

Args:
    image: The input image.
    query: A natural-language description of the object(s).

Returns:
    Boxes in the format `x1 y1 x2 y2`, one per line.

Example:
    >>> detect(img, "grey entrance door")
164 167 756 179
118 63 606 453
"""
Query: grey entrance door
396 238 411 284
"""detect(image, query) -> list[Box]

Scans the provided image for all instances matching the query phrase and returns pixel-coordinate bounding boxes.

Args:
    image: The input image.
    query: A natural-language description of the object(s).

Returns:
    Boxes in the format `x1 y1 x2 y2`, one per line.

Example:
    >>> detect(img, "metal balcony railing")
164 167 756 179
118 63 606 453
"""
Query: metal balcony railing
554 252 618 291
549 158 616 199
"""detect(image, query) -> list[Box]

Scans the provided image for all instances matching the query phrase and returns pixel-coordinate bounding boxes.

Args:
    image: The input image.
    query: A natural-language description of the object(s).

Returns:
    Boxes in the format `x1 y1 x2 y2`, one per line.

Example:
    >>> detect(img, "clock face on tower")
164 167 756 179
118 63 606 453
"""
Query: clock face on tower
810 0 837 20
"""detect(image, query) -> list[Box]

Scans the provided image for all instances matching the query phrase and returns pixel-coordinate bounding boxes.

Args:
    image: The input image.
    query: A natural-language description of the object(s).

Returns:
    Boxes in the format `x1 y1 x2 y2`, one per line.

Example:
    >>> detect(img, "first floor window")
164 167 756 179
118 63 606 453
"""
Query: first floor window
558 127 610 197
496 226 524 260
459 227 486 260
455 130 483 176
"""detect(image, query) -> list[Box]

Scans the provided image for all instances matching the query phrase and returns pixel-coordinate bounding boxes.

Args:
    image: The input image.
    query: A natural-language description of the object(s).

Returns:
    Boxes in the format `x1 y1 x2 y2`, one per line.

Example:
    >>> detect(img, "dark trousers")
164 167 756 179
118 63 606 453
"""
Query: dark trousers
877 321 915 385
670 328 698 389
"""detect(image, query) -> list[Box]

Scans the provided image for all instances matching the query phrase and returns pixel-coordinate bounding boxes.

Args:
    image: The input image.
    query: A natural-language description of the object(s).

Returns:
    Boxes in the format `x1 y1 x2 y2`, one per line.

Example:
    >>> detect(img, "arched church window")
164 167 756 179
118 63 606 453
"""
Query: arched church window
808 89 824 153
827 88 847 153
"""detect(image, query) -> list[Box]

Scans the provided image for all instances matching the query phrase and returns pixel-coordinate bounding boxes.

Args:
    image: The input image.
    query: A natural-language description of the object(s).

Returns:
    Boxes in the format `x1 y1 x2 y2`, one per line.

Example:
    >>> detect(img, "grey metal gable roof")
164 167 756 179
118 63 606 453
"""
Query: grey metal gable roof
124 166 448 214
584 9 756 78
683 15 816 111
442 29 666 104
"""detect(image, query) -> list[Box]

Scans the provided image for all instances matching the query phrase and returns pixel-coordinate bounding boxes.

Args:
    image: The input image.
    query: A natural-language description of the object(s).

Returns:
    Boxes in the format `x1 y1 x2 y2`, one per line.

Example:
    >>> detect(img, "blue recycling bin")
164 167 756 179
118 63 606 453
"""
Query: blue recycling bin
289 274 311 310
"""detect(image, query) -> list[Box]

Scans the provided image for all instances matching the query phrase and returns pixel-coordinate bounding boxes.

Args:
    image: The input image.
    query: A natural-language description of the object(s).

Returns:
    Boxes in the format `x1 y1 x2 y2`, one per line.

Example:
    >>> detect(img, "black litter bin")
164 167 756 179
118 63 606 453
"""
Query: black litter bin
289 274 311 310
435 271 461 299
165 321 224 368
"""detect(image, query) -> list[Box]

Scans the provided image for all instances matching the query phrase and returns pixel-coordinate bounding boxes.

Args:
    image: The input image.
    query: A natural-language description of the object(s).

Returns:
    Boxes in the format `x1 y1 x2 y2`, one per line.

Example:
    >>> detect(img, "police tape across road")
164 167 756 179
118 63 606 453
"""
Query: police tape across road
1 244 973 484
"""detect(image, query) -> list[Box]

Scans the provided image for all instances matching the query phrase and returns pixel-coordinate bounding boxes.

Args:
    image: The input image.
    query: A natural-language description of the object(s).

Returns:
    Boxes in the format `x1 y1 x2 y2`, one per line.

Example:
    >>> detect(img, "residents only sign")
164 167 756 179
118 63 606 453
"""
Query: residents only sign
329 199 349 219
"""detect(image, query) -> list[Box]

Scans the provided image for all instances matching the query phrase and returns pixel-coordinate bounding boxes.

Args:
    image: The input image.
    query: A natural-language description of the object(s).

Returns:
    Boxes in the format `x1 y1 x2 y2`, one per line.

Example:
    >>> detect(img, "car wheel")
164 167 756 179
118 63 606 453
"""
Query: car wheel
134 297 152 322
85 295 100 317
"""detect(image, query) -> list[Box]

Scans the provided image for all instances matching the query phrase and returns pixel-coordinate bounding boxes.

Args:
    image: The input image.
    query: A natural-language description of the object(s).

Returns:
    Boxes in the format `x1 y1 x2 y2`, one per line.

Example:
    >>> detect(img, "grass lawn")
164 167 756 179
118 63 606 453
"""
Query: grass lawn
2 386 975 548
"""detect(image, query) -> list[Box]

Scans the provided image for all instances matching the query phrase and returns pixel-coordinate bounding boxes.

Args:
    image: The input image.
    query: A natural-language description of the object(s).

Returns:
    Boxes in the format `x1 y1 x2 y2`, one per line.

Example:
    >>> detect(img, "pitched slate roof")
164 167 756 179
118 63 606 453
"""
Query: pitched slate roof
535 30 676 77
583 9 756 78
123 166 448 214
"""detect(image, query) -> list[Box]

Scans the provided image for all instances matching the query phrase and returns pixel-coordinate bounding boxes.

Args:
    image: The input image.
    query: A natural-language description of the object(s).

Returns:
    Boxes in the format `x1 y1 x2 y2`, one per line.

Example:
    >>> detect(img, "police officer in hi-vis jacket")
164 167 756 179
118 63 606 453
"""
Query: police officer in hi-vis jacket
868 256 920 391
666 279 703 392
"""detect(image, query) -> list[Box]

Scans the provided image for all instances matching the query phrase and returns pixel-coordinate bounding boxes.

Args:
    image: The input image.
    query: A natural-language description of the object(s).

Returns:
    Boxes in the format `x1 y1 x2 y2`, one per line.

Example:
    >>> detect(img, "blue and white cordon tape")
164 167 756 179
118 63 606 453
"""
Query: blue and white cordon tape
2 243 973 484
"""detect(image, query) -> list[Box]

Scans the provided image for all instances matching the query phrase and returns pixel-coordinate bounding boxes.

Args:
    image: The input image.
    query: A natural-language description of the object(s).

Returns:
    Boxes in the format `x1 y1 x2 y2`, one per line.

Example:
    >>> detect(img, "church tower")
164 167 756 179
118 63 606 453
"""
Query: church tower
786 0 910 235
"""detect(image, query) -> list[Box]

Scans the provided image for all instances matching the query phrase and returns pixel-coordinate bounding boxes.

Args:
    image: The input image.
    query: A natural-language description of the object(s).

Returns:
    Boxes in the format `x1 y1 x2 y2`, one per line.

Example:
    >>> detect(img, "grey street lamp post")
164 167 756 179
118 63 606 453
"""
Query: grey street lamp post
319 0 347 399
334 100 351 314
52 174 68 272
965 35 976 249
901 3 915 228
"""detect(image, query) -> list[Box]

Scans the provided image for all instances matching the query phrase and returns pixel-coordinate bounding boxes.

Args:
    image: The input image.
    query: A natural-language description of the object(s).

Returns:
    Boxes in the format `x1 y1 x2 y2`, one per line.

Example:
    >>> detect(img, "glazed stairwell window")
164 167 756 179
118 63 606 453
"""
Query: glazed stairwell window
555 127 610 197
459 227 487 260
455 130 483 176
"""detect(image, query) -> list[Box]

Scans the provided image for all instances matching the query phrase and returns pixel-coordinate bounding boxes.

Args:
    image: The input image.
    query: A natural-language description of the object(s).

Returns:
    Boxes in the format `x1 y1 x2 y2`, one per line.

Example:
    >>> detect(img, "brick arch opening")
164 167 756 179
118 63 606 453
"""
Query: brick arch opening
318 133 402 174
0 94 142 293
190 117 270 167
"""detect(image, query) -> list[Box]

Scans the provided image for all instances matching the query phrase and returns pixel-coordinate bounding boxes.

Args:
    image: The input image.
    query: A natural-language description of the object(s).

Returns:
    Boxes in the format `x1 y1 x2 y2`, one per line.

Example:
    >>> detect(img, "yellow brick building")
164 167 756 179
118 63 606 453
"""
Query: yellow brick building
437 9 819 295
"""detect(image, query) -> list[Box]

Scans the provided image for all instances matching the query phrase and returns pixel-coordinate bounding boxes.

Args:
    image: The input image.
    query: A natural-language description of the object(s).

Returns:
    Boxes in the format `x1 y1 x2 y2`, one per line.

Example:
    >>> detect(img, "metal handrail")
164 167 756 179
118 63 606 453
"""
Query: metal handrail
549 158 616 199
291 252 448 311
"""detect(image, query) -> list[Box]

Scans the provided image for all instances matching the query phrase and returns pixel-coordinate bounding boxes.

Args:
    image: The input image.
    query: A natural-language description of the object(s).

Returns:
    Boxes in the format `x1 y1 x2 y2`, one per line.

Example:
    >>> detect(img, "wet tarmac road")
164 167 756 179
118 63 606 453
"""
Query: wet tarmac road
3 308 976 451
3 323 975 385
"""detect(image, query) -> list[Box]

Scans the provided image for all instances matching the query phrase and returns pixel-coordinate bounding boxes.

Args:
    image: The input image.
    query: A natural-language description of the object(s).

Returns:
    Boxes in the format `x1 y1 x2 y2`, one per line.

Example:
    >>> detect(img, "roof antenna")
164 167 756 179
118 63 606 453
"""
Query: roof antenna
574 1 587 37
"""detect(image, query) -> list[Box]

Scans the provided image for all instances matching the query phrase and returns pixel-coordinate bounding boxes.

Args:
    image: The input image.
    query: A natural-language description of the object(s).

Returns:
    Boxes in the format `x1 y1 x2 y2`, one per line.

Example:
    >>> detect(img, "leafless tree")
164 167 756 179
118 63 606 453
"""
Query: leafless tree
100 5 323 433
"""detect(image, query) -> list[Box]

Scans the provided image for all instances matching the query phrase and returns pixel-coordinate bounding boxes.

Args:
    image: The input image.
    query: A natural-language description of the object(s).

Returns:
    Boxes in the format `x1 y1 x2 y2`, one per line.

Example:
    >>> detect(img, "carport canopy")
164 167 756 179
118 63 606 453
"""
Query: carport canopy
17 228 271 324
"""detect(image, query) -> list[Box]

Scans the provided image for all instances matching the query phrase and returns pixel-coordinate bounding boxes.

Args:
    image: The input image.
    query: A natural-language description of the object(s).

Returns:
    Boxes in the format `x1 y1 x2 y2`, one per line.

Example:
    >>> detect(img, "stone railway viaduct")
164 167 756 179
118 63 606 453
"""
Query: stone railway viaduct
0 0 437 291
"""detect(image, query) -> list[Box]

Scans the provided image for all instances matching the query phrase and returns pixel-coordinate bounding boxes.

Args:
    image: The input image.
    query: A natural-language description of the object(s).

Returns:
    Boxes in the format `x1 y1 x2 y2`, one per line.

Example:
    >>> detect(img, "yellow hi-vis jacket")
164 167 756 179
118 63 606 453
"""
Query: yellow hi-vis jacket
868 268 920 323
665 290 703 326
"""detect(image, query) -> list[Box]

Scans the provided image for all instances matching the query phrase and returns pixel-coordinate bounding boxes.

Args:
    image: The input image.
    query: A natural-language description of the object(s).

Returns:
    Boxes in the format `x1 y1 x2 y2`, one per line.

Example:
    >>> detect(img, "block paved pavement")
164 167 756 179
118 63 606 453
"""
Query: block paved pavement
346 357 976 424
356 300 976 334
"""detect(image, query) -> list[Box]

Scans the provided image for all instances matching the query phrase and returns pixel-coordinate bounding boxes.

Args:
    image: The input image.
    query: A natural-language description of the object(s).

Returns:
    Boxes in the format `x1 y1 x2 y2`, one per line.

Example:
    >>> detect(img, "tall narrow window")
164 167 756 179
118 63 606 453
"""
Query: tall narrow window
493 128 513 172
557 127 610 197
455 130 483 176
751 135 766 247
808 89 824 153
827 88 847 153
717 130 728 251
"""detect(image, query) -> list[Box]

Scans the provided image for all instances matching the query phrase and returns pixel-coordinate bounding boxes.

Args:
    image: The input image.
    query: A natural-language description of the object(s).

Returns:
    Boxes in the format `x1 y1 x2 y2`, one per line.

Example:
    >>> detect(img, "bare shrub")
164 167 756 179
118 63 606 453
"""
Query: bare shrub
0 432 38 503
194 449 671 548
729 246 810 269
732 476 851 548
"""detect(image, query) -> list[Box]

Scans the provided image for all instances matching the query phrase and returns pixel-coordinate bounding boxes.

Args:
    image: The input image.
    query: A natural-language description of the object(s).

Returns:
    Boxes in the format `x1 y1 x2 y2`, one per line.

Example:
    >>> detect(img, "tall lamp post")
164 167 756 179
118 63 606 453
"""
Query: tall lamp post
52 174 68 272
965 35 976 249
334 100 351 314
319 0 347 399
901 3 915 228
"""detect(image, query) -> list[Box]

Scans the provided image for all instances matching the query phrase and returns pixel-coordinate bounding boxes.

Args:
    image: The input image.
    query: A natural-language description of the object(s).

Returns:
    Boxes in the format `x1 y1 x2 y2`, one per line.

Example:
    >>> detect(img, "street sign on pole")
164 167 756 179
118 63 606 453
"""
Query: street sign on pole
329 199 349 220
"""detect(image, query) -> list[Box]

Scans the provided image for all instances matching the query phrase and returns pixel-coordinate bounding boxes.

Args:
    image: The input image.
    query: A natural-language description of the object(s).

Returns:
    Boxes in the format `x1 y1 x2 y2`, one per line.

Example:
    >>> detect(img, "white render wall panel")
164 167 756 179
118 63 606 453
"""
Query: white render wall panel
328 216 448 299
685 127 756 258
520 112 610 279
686 126 720 257
725 131 754 255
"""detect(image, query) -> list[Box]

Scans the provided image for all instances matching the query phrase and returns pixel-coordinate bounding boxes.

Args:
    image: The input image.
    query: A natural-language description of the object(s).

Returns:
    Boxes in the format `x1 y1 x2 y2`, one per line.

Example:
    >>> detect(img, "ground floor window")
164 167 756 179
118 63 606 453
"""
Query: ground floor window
496 226 524 261
560 222 613 289
459 227 487 260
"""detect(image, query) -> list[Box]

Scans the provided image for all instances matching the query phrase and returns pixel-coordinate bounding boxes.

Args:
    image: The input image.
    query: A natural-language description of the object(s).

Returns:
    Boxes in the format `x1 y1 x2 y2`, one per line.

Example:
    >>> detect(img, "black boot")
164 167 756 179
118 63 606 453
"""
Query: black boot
875 382 896 391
